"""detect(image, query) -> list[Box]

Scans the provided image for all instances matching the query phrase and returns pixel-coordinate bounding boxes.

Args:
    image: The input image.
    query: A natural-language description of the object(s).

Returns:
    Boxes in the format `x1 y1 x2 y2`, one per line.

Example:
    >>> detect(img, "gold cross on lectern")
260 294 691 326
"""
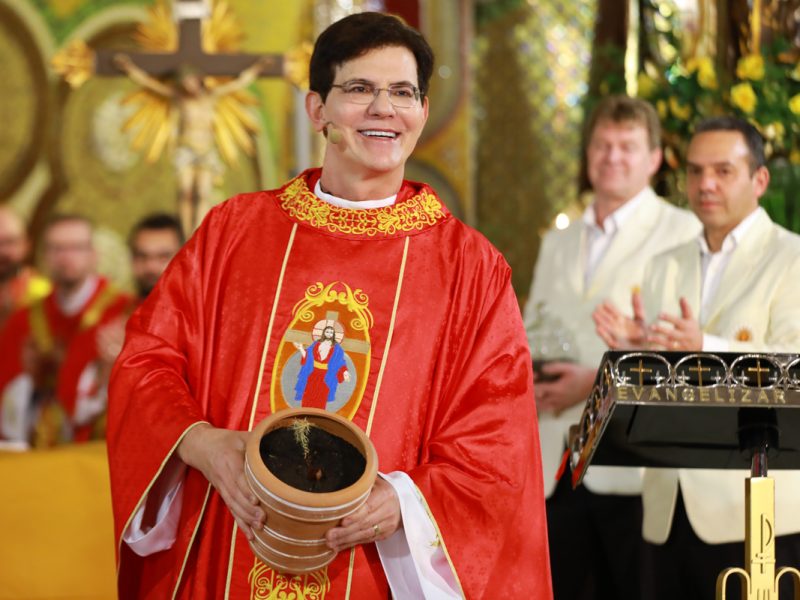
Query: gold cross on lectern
689 359 711 386
630 359 652 386
747 360 770 387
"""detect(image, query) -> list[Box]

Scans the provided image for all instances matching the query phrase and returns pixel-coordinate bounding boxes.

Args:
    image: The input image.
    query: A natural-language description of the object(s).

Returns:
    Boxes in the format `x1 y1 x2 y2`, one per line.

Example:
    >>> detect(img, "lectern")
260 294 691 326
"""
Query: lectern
568 351 800 600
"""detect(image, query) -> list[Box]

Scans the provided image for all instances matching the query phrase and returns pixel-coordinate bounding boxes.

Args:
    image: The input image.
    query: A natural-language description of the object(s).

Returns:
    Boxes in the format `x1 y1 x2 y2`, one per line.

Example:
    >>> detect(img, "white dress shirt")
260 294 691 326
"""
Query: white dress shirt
582 188 648 287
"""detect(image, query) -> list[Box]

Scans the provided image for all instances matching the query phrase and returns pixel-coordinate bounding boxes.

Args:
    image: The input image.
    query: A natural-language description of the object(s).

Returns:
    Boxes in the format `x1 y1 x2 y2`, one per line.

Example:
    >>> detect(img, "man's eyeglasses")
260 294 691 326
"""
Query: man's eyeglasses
330 81 421 109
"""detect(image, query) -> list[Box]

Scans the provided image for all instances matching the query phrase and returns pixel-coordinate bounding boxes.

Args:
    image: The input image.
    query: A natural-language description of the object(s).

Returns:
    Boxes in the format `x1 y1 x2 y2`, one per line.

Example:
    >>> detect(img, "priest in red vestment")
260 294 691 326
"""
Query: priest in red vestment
108 12 552 600
0 206 50 329
0 214 130 446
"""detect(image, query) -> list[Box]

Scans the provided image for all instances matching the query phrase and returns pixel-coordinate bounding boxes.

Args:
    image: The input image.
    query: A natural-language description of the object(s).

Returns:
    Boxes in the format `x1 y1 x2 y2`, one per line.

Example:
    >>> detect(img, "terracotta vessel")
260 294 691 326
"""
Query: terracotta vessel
244 407 378 574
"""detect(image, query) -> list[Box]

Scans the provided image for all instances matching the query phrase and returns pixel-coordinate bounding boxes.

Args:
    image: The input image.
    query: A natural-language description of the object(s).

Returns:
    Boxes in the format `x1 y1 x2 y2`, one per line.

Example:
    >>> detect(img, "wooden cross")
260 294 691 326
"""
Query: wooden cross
747 359 771 387
283 311 371 357
630 359 652 387
688 359 711 386
94 0 283 80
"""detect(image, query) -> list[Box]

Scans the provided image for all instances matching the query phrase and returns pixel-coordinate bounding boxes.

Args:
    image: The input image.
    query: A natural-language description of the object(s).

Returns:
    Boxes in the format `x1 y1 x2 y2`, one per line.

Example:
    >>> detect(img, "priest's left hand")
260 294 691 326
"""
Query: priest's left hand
535 362 596 415
325 477 401 553
646 297 703 351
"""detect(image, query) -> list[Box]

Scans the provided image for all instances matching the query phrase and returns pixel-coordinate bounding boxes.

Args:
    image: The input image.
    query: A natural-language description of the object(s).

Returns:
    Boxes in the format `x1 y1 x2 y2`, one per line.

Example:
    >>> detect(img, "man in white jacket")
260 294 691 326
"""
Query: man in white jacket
524 96 699 599
594 116 800 599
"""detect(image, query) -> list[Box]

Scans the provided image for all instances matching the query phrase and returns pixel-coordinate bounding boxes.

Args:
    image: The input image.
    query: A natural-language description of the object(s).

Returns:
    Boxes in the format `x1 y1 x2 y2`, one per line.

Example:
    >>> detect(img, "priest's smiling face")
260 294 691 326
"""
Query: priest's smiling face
307 45 429 198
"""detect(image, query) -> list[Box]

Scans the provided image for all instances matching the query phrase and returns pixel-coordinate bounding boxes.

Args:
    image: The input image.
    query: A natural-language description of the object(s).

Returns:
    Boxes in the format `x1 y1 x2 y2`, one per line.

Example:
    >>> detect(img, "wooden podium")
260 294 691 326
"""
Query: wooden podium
568 351 800 600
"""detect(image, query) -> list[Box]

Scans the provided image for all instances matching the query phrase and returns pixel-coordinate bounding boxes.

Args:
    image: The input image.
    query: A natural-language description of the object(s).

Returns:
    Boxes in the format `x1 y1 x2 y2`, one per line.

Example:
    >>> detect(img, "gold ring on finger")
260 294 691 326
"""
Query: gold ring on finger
373 523 380 538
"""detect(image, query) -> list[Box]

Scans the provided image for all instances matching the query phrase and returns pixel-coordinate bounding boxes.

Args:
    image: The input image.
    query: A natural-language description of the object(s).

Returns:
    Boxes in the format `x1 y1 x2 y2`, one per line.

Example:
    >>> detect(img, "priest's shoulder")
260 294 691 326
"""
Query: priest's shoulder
435 210 511 273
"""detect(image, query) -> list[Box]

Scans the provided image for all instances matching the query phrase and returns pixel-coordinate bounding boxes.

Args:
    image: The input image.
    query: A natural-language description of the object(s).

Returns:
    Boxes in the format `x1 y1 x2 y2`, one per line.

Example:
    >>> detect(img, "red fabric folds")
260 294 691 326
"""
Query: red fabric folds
107 169 552 599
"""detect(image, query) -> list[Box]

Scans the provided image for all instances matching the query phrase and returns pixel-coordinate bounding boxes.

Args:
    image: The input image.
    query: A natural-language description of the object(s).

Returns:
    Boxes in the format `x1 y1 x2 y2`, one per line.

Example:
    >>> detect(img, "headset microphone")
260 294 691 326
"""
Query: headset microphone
325 122 343 145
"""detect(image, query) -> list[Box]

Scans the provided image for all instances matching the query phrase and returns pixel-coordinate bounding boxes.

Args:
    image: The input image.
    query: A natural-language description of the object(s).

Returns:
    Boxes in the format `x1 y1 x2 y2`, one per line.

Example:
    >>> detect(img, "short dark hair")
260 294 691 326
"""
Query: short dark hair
692 116 766 172
128 213 184 248
586 95 662 150
309 12 435 102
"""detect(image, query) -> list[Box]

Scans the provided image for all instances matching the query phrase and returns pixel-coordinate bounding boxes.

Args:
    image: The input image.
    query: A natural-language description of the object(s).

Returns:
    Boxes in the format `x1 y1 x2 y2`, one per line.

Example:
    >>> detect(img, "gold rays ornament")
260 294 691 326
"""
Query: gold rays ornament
121 0 259 166
52 0 311 167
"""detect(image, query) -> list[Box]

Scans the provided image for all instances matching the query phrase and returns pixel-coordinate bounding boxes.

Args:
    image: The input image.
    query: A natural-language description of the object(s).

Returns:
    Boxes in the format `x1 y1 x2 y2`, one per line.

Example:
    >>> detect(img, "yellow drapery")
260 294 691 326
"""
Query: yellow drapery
0 441 117 600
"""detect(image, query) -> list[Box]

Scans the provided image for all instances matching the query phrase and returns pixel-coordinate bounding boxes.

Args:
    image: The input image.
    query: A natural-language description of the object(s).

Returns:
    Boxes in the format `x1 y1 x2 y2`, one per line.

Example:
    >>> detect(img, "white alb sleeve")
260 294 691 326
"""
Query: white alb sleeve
122 456 186 556
375 471 462 599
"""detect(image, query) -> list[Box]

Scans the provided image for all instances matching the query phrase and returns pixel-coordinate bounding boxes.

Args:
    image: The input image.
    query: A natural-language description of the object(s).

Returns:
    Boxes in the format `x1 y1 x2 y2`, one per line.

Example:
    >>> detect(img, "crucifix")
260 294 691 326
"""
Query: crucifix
747 359 771 388
93 0 283 78
53 0 308 233
630 359 653 387
689 359 711 386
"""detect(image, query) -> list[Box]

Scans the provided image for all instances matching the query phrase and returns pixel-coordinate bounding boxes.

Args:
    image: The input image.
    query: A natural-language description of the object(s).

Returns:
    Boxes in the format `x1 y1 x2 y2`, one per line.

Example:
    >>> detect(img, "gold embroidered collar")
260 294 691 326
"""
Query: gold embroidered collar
277 173 448 238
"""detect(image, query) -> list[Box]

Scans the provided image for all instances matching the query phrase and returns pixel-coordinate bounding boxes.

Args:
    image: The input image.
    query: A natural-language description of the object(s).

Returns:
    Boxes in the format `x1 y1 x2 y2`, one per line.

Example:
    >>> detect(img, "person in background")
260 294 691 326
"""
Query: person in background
594 116 800 600
0 214 129 446
524 95 700 599
0 206 50 329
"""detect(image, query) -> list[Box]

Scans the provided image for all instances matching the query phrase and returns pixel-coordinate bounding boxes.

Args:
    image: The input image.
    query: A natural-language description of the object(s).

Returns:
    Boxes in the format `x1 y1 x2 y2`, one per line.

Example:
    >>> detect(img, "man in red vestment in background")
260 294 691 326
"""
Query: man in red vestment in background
0 214 129 447
95 213 184 372
108 12 552 600
0 206 50 329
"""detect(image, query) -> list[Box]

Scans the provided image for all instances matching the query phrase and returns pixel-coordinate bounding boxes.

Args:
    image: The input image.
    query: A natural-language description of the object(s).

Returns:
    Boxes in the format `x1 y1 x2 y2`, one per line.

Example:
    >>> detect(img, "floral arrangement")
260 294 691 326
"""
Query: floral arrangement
636 41 800 170
589 28 800 230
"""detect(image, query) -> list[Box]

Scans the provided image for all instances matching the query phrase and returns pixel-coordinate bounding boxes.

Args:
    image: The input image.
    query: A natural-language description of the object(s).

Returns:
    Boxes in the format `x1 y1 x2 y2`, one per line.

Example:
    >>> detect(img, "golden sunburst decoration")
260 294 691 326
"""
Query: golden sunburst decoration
51 39 96 88
283 42 312 90
123 0 260 166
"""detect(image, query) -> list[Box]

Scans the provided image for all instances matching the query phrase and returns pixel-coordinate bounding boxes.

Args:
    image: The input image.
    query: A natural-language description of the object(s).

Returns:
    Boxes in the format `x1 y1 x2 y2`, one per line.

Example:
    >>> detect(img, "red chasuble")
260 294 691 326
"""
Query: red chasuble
108 169 552 599
0 277 130 444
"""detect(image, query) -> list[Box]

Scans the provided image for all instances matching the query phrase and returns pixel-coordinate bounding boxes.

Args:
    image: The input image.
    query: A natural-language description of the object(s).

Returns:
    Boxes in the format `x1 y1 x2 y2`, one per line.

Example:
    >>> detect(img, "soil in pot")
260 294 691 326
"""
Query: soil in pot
259 419 367 493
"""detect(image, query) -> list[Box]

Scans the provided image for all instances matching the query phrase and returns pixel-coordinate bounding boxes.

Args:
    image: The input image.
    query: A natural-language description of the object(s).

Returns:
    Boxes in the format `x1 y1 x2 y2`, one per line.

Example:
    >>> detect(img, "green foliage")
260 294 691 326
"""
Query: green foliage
586 0 800 229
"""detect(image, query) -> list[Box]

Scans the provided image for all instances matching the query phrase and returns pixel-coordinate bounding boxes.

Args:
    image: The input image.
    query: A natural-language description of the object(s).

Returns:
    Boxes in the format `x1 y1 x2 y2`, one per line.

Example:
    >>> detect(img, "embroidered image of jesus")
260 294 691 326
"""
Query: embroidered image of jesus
292 319 351 409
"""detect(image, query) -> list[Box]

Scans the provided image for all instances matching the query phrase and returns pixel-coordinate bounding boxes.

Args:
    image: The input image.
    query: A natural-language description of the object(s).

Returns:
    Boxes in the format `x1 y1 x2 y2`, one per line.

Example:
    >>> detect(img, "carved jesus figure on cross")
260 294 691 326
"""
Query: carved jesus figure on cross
113 53 271 233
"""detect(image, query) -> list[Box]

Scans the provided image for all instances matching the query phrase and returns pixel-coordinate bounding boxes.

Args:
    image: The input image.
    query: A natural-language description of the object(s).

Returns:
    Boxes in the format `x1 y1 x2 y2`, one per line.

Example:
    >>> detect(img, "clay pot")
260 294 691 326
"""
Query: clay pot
244 407 378 574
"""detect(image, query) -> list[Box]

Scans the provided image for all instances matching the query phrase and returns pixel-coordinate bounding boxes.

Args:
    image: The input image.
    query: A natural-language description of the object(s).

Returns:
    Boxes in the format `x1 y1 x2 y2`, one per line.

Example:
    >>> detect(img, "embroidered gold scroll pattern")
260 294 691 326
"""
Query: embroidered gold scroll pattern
278 176 446 236
248 560 330 600
292 281 373 333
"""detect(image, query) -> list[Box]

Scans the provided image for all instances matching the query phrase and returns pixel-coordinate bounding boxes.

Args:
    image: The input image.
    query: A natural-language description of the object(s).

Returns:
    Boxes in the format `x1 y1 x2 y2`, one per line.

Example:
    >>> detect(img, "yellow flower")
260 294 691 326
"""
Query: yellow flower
637 72 658 99
730 83 757 114
791 63 800 81
656 100 668 119
763 122 785 140
789 93 800 115
736 54 765 81
686 56 709 74
686 56 718 89
669 96 691 120
790 150 800 165
697 66 717 90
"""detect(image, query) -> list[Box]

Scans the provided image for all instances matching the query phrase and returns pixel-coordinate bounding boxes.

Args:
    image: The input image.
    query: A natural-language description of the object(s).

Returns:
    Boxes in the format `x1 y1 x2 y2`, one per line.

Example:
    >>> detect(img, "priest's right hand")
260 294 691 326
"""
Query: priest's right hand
177 424 265 540
592 291 647 349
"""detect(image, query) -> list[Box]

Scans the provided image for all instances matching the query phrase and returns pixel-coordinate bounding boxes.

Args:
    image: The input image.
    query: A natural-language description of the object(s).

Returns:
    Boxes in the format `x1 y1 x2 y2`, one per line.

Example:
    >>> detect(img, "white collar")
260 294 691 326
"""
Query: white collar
314 180 397 210
582 186 650 233
697 206 764 255
56 275 99 316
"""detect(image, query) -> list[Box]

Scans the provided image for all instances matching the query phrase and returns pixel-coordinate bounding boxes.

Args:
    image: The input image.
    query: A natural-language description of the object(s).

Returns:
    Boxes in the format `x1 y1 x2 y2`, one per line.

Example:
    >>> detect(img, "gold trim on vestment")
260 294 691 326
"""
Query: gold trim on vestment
313 360 328 370
118 420 211 575
28 282 122 355
411 482 466 598
365 237 409 437
278 176 446 238
247 223 297 432
172 484 212 600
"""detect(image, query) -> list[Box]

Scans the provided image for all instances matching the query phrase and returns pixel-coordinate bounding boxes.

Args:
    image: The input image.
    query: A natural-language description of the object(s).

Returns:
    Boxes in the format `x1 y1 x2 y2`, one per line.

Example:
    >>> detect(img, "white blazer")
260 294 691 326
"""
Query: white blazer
641 209 800 543
525 188 700 497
